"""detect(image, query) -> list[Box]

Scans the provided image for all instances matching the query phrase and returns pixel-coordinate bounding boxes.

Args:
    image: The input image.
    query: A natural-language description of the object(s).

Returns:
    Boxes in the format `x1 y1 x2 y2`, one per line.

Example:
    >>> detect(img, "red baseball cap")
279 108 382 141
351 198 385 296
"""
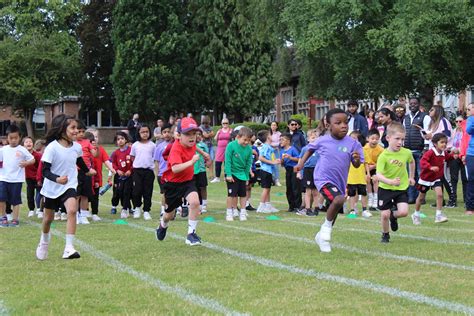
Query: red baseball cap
177 117 201 134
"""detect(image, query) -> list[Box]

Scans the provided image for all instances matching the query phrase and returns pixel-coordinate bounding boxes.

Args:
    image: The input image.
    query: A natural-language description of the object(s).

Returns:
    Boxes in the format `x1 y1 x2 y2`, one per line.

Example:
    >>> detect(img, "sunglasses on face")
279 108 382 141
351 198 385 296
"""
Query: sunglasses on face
222 122 229 125
456 120 463 123
290 123 298 126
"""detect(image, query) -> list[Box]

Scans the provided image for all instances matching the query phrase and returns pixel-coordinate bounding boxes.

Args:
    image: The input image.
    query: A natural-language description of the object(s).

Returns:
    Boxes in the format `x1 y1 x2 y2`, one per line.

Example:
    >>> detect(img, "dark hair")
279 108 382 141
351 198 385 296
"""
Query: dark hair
45 114 76 145
114 131 130 144
5 124 20 136
84 131 95 142
77 119 87 130
409 96 420 103
270 121 280 134
350 130 366 147
347 100 358 107
137 125 152 141
325 108 347 124
377 108 397 122
432 133 448 145
257 130 269 143
161 123 172 131
281 132 292 141
367 129 380 138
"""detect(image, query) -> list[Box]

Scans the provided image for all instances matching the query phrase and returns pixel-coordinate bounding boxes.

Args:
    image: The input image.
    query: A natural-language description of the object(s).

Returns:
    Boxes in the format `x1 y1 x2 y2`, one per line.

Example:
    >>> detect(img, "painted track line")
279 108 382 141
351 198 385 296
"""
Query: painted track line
27 222 246 316
0 300 8 316
282 218 474 246
125 222 474 314
209 222 474 272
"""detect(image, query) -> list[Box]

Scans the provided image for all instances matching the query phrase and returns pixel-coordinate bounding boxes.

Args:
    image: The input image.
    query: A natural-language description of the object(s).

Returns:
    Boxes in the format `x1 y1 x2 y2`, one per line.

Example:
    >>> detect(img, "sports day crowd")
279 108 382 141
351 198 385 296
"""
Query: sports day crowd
0 97 473 258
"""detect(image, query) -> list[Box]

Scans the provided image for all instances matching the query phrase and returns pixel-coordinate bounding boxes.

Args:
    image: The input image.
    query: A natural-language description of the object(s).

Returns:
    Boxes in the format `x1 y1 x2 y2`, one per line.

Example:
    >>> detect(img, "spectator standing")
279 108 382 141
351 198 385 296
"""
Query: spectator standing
127 113 141 143
270 121 282 186
347 100 369 137
287 119 306 152
393 104 406 123
448 116 468 207
153 118 164 143
200 115 215 178
210 118 232 183
461 103 474 215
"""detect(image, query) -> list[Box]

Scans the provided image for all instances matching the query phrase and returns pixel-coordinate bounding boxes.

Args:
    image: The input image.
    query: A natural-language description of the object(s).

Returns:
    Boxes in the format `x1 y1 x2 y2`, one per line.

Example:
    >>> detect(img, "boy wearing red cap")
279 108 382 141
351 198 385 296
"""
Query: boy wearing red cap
156 117 204 245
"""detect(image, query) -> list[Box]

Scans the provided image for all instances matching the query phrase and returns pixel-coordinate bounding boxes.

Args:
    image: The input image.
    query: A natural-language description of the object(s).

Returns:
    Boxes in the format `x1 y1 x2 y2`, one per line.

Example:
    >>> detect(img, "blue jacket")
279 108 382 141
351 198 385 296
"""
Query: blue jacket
290 130 306 152
467 116 474 156
350 113 369 137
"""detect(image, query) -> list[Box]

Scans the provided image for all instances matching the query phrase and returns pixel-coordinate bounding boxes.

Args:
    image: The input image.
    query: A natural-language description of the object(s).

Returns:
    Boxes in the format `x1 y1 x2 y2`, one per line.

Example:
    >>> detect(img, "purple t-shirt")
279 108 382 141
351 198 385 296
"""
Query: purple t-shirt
308 134 364 193
153 140 170 176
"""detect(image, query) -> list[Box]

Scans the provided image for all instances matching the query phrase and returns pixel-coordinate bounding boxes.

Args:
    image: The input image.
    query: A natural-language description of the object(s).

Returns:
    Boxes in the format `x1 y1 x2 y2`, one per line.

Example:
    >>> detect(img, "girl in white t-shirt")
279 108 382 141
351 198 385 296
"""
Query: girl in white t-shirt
36 114 96 260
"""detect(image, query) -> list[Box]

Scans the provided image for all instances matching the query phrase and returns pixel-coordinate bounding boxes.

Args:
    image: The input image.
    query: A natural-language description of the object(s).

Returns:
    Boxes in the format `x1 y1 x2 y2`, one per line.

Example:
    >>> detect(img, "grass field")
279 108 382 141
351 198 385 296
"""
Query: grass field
1 145 473 315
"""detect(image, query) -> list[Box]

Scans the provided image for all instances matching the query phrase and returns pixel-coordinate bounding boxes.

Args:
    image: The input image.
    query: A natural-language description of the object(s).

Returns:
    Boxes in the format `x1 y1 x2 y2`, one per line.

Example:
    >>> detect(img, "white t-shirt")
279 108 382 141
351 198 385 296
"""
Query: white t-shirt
131 141 155 170
0 145 34 183
40 140 83 199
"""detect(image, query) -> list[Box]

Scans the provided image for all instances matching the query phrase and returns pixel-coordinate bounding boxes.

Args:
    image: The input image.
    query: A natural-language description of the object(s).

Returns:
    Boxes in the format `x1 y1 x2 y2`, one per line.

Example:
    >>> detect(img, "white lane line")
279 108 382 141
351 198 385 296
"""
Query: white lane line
124 222 474 315
208 222 474 272
282 218 474 246
27 222 246 316
0 300 8 316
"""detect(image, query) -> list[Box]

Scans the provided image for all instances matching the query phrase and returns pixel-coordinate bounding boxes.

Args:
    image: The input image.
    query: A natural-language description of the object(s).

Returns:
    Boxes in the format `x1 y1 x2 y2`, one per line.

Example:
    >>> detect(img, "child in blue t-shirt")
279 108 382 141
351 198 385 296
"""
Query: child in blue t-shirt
280 133 301 212
296 129 322 216
257 130 280 213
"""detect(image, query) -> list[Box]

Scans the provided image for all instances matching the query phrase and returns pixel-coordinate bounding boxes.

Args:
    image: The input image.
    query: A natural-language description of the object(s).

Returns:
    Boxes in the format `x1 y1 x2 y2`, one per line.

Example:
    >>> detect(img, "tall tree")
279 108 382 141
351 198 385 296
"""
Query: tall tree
76 0 116 114
0 1 81 137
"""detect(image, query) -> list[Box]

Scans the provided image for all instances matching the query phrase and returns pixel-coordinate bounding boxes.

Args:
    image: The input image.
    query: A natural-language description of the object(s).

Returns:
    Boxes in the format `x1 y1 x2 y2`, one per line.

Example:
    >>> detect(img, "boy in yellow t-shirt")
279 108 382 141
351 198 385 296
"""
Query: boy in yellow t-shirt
347 131 371 217
363 129 384 210
376 123 415 243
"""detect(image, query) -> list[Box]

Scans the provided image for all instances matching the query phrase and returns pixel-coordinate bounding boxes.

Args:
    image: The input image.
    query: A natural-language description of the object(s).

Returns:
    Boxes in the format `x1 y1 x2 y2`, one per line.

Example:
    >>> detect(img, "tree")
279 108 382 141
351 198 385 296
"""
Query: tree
111 0 194 120
0 1 81 137
76 0 116 115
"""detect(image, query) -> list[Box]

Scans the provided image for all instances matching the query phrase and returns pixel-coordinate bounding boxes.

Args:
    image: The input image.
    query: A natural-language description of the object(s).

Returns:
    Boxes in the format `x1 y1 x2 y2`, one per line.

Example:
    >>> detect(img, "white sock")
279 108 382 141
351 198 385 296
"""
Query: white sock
323 219 333 228
160 218 168 228
161 205 165 214
41 232 51 243
258 202 265 208
65 234 74 248
240 208 247 215
202 200 207 207
188 219 198 234
245 200 250 207
265 202 272 207
414 210 421 216
436 210 442 216
80 209 89 217
373 193 378 201
226 208 233 216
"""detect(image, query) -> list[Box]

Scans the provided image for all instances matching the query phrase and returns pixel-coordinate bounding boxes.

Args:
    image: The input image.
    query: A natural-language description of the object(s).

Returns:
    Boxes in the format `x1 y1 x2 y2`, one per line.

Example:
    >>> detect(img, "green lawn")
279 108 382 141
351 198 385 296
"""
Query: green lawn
1 145 473 315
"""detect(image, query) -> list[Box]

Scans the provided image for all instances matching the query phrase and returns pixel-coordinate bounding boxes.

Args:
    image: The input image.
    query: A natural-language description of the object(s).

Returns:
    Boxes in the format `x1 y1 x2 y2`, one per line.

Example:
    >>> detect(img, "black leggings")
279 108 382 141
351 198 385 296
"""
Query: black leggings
449 158 468 203
215 161 223 178
132 168 154 212
90 188 100 215
111 175 132 210
26 178 39 211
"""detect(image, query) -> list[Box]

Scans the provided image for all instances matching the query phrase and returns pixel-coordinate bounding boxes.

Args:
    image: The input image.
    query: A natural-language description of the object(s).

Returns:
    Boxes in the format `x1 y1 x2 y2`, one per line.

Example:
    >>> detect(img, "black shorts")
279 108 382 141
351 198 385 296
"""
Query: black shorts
77 170 93 199
44 188 77 211
227 176 247 197
416 180 442 194
319 183 343 213
377 188 408 210
303 168 315 189
194 172 208 189
347 184 367 197
249 170 258 185
157 176 164 194
260 171 273 189
163 180 197 213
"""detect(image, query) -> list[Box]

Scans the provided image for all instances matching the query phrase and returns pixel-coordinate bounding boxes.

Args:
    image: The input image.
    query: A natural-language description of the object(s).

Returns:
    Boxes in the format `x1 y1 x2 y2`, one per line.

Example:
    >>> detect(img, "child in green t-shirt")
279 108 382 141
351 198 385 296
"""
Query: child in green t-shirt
194 131 209 213
376 122 415 243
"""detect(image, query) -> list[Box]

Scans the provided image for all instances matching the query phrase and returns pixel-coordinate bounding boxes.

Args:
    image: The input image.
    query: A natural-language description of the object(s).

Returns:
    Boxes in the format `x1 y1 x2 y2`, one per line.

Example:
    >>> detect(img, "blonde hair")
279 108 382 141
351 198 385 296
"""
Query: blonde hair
307 129 318 138
34 139 46 151
386 122 405 136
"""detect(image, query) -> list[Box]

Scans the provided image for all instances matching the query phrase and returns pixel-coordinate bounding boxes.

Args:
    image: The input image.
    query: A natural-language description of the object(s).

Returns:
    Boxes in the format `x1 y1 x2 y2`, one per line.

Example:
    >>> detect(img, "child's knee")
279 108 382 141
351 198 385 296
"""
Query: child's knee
381 210 390 220
333 195 345 206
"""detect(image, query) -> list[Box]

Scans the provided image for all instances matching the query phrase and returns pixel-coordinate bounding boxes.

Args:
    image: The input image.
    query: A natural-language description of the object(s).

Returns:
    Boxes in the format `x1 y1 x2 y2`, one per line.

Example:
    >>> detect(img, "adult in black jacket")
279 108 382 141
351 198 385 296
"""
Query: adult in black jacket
403 97 431 203
127 113 141 143
287 119 306 152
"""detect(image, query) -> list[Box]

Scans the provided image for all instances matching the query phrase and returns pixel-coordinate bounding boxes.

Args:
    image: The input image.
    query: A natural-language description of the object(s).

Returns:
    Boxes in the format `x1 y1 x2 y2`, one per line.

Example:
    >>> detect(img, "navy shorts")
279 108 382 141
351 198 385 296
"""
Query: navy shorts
226 176 247 197
0 181 22 205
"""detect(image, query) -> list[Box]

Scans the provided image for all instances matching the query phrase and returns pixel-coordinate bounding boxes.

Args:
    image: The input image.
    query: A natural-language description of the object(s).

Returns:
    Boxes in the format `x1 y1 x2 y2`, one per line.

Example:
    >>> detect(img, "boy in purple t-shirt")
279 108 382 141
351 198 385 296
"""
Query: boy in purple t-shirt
295 108 364 253
153 124 173 216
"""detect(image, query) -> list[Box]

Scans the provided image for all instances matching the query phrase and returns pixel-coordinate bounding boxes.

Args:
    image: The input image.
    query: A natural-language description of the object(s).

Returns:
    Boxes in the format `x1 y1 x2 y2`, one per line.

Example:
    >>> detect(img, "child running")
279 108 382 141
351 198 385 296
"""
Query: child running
376 122 415 243
364 129 384 210
295 108 364 252
36 114 96 260
256 130 280 213
411 133 452 225
0 125 35 227
156 117 203 245
224 127 254 221
131 125 155 220
110 131 133 218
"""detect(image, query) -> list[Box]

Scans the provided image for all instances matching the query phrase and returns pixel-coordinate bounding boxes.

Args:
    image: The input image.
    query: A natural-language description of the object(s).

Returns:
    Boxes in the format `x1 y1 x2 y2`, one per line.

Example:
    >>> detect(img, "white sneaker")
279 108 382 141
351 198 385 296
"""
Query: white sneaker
256 204 265 213
275 180 282 187
411 213 421 225
37 212 43 219
361 210 373 218
28 210 35 218
319 225 332 241
267 204 279 213
80 216 90 225
36 242 49 260
226 209 234 221
349 210 358 216
121 209 129 219
60 213 67 221
201 206 207 214
210 177 220 183
82 210 91 218
6 214 13 221
435 214 448 223
54 212 61 221
315 232 331 253
62 247 80 259
133 208 141 219
143 212 152 221
36 208 41 215
92 214 102 222
233 209 239 217
239 211 247 221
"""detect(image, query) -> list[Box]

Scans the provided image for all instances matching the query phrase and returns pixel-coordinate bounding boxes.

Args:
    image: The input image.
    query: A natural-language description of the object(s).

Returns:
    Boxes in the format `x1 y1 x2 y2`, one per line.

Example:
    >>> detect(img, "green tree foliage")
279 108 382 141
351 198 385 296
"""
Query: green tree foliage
76 0 115 113
111 0 194 119
0 1 81 136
